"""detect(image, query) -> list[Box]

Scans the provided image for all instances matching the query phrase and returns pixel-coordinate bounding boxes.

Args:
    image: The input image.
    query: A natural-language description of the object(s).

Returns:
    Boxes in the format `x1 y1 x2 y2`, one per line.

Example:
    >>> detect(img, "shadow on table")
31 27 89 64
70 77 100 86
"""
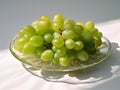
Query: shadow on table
40 42 120 84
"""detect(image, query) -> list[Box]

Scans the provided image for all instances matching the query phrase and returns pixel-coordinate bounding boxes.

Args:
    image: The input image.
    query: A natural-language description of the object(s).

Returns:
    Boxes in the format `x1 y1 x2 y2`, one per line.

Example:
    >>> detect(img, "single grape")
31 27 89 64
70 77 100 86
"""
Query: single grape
76 22 87 30
40 15 51 22
14 37 28 52
86 21 95 30
44 34 53 43
53 13 64 24
65 39 75 49
52 37 64 48
81 30 93 43
41 50 54 61
32 21 46 35
36 46 45 57
74 41 84 50
73 25 83 35
62 30 75 39
19 25 36 38
38 20 50 32
22 42 37 54
63 19 75 30
59 55 69 66
56 46 67 56
52 22 63 32
77 50 89 61
53 32 61 38
53 52 59 64
29 35 43 47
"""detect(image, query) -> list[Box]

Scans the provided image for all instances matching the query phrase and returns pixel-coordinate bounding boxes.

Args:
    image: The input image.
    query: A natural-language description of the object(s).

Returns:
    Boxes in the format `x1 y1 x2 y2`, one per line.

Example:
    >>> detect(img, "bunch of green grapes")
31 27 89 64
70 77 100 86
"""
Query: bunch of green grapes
14 13 103 66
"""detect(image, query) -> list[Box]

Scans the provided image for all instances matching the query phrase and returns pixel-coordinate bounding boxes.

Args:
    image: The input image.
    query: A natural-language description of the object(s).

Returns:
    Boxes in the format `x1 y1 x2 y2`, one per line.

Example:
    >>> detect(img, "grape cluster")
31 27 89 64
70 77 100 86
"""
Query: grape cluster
14 13 103 66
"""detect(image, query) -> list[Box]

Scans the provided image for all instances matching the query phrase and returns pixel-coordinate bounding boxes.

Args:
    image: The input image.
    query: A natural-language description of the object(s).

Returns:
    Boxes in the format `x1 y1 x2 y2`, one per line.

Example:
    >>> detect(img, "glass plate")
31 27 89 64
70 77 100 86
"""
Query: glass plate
9 36 111 83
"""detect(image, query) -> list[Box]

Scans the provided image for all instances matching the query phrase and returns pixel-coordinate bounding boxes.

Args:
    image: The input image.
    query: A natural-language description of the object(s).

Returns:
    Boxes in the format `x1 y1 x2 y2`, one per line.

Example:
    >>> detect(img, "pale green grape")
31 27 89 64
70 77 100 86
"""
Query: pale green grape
52 22 63 32
52 37 64 48
53 32 61 38
77 50 89 61
40 15 51 22
53 52 59 64
74 41 84 50
52 46 58 52
64 19 75 30
81 30 93 43
76 22 87 30
32 20 45 35
19 26 36 38
65 39 75 49
38 20 50 32
73 25 83 35
36 46 45 56
22 42 37 54
14 37 28 52
29 35 43 47
44 34 53 43
41 50 54 61
56 46 67 56
59 55 69 66
62 30 75 39
86 21 95 30
53 13 64 24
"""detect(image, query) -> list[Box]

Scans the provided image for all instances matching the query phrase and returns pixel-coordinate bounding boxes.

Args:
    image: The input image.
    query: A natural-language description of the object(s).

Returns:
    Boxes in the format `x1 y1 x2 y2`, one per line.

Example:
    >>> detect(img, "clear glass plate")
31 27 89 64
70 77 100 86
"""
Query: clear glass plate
9 36 111 83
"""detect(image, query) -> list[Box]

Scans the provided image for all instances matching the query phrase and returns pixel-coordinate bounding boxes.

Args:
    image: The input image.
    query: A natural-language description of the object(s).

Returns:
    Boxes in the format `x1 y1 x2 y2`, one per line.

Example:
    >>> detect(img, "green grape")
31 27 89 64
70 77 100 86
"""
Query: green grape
77 50 89 61
22 42 36 54
76 22 87 30
40 15 51 22
41 50 54 61
19 25 36 38
62 30 75 39
36 46 45 57
32 21 46 35
53 52 59 64
95 38 102 47
85 47 97 55
53 32 61 38
67 49 76 59
56 46 67 56
91 28 98 35
44 34 53 43
52 37 64 48
53 13 64 24
52 46 58 52
63 19 75 30
29 35 43 47
74 41 84 50
73 25 83 35
52 22 63 32
18 29 25 37
81 30 93 43
65 39 75 49
14 37 28 52
59 55 69 66
86 21 95 30
96 32 103 39
38 20 50 32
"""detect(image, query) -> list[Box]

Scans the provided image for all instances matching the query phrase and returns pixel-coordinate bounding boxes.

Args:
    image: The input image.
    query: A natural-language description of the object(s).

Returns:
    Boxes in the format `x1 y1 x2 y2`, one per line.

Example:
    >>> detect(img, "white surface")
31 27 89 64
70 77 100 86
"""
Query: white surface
0 19 120 90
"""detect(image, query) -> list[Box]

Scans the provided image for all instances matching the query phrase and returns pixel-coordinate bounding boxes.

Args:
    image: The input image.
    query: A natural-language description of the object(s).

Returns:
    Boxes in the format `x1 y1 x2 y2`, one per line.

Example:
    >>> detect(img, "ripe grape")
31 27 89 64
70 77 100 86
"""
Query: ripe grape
65 39 75 49
41 50 54 61
62 30 75 39
29 35 43 47
52 37 64 48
